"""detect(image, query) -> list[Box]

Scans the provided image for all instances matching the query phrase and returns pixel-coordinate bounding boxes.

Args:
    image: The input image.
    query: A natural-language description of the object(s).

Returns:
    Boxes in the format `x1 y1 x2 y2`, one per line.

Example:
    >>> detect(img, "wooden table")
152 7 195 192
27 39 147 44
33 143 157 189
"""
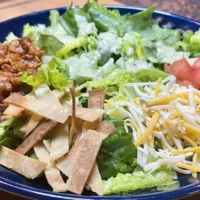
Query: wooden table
0 0 200 199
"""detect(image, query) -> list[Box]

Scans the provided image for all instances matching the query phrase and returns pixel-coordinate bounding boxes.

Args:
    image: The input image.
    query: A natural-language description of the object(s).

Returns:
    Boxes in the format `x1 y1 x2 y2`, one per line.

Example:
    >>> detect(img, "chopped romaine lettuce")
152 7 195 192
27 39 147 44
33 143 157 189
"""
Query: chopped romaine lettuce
49 10 60 26
56 37 88 58
122 32 147 60
6 32 18 42
144 41 190 64
21 58 68 89
135 69 169 82
86 69 137 99
103 169 177 195
65 52 99 84
96 31 122 65
87 1 124 34
60 7 79 36
97 120 137 179
116 57 153 73
0 118 25 149
36 34 64 55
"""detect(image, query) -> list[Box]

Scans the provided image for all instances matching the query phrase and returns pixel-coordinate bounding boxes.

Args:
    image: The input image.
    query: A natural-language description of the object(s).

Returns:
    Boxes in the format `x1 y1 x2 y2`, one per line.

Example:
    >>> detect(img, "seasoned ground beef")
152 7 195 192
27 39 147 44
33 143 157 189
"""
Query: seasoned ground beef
0 37 43 94
0 37 44 116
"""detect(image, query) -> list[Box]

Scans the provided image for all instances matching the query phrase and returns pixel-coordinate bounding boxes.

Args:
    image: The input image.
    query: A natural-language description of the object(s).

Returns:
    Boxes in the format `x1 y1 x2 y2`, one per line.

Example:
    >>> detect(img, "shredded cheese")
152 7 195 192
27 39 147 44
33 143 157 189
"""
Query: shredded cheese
147 92 188 106
135 112 159 147
170 147 200 154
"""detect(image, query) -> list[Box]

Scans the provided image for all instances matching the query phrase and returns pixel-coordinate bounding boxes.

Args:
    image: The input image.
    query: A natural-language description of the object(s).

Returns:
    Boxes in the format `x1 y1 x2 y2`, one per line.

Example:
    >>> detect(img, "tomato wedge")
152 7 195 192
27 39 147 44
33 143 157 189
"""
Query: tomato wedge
164 58 193 81
189 68 200 89
192 58 200 69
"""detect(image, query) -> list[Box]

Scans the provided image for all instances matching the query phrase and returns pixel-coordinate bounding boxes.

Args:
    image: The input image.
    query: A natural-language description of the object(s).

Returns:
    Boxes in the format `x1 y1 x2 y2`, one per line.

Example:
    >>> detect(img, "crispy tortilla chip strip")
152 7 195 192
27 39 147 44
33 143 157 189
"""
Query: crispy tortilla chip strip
96 120 116 140
50 122 69 161
43 139 51 152
56 120 115 177
85 89 106 195
34 142 68 192
4 93 68 123
67 106 104 122
0 146 46 179
25 114 44 137
3 89 65 118
66 130 103 194
3 104 24 117
16 120 57 155
87 162 103 196
69 82 76 146
88 89 105 109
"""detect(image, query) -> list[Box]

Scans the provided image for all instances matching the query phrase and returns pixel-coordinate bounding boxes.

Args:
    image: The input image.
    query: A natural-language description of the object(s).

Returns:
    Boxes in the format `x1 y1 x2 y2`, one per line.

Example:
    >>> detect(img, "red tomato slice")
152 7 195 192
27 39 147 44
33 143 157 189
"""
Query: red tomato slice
189 68 200 89
192 58 200 69
176 80 194 88
164 58 193 81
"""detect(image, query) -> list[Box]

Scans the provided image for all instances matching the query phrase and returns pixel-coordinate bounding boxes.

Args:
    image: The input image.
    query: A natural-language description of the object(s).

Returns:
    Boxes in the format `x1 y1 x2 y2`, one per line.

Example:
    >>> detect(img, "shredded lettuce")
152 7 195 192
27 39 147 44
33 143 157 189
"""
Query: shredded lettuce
103 169 177 195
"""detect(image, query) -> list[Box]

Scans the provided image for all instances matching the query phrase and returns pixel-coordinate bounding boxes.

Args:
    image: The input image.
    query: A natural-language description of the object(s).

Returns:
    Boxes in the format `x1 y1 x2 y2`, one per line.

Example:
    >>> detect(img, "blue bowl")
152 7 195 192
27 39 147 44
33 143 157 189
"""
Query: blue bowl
1 6 200 200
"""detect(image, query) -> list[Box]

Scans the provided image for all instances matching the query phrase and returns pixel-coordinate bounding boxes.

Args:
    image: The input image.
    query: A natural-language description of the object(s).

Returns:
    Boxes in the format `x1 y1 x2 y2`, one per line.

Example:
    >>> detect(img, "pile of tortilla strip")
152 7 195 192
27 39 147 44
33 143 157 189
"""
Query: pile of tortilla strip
0 83 116 195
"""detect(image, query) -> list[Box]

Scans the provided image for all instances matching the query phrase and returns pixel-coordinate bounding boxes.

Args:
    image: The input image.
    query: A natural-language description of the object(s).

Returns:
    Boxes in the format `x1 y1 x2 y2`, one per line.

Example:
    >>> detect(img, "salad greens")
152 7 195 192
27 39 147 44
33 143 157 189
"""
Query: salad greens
3 0 200 196
97 120 137 179
0 118 25 149
103 169 176 195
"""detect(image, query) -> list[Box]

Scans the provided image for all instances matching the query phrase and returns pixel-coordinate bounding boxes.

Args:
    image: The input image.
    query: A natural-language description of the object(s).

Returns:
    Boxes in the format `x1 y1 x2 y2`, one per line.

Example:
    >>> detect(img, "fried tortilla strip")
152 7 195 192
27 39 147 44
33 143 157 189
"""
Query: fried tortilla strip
67 106 104 122
43 139 51 152
87 162 103 195
85 89 106 195
4 93 68 123
3 104 24 117
56 120 115 177
0 146 46 179
88 89 105 109
86 122 116 195
3 89 65 118
16 120 57 155
50 122 69 161
34 142 68 192
25 114 44 137
67 129 111 195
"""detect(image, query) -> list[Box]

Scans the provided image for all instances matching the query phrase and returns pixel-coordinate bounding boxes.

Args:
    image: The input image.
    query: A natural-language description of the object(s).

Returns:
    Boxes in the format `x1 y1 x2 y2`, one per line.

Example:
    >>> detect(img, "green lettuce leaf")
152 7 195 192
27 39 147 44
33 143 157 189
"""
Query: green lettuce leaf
49 10 60 26
36 34 64 55
21 58 68 89
88 1 124 34
97 120 137 179
125 7 181 46
65 52 99 84
60 7 79 36
135 69 169 82
56 37 88 58
122 32 147 60
0 118 25 149
103 169 177 195
6 32 18 42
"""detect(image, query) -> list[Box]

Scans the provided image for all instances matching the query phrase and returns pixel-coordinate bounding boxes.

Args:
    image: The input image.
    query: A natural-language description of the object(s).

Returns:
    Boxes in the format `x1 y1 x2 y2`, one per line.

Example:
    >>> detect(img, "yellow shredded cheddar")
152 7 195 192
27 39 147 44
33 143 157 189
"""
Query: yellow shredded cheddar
192 153 198 178
154 78 162 97
175 162 200 172
135 112 160 147
183 122 200 137
147 92 188 106
170 147 200 154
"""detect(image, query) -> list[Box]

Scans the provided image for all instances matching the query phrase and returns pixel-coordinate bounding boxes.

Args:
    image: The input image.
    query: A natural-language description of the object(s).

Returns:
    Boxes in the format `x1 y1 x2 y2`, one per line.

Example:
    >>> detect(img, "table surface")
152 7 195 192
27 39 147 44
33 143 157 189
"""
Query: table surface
1 0 200 199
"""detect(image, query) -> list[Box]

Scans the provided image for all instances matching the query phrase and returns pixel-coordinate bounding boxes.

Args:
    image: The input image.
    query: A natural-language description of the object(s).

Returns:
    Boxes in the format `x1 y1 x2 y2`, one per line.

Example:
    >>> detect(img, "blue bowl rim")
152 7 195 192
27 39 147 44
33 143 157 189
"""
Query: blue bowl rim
0 5 200 200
